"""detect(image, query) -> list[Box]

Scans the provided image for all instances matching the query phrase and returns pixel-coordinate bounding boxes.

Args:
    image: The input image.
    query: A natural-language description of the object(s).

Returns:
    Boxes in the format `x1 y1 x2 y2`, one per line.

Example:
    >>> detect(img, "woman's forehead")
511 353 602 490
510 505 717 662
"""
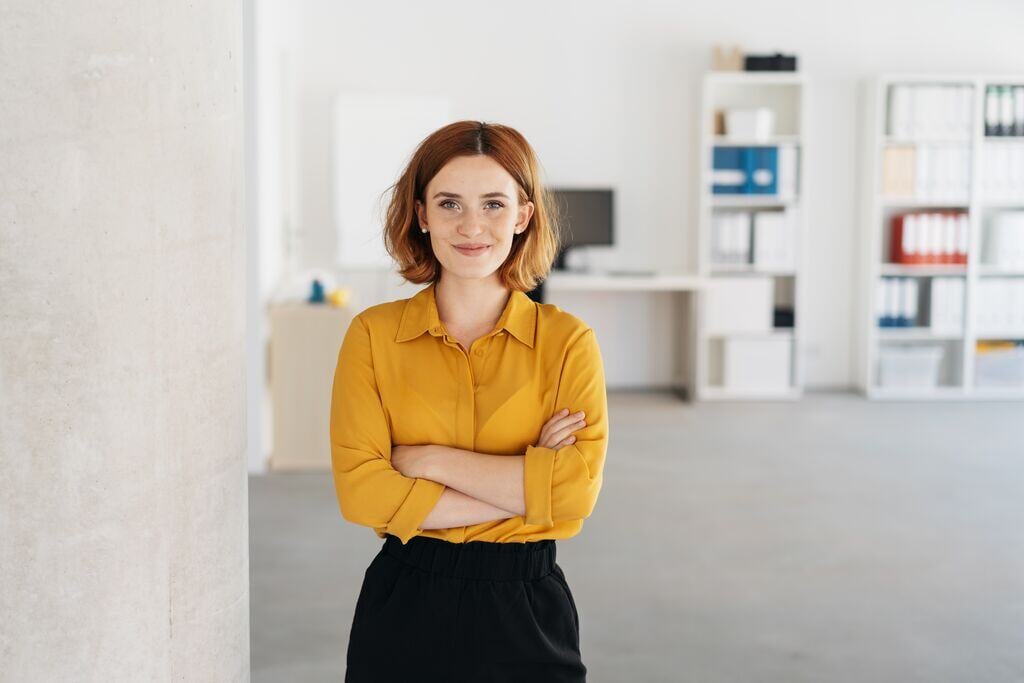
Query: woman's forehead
429 155 516 192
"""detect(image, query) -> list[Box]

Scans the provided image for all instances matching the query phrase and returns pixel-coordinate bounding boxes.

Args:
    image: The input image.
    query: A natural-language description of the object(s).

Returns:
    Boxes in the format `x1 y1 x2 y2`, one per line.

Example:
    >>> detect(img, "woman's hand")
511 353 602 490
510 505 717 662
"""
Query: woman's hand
535 408 587 449
390 444 432 479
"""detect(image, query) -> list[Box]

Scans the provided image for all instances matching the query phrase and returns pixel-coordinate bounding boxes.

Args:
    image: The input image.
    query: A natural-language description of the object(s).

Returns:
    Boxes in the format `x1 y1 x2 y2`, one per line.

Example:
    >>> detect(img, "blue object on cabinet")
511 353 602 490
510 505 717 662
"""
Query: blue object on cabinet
308 278 325 304
748 147 778 194
712 146 779 195
712 147 745 194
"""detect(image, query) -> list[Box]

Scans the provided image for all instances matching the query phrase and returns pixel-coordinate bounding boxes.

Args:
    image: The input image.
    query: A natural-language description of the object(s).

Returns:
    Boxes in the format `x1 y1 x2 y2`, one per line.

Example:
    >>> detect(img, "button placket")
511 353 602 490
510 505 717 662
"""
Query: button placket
456 345 474 545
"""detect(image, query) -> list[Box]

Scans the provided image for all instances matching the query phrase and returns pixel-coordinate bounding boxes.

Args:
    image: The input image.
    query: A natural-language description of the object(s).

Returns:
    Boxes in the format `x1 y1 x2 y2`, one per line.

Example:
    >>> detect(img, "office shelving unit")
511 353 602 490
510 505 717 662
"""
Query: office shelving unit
856 74 1024 399
694 71 808 400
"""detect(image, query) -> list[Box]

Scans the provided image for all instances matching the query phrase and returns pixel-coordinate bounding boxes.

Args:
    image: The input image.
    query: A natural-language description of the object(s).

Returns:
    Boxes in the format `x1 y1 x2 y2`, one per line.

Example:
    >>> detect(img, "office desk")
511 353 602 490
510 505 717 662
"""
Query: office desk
544 271 706 400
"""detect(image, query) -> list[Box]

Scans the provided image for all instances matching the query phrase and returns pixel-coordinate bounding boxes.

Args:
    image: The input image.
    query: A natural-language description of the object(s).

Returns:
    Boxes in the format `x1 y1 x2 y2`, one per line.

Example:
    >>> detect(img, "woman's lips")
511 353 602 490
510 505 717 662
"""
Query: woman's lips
454 244 491 256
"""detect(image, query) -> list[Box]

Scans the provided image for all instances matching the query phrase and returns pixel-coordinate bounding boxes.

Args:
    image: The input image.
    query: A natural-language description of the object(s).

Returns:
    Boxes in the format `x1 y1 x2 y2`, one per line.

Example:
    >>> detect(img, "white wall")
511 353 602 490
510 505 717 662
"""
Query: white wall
267 0 1024 388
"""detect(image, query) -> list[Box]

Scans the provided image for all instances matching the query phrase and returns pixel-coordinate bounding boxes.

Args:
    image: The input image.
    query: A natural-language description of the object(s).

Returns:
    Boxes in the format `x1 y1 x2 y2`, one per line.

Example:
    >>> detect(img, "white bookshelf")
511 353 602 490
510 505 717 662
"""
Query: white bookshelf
856 74 1024 400
694 71 808 400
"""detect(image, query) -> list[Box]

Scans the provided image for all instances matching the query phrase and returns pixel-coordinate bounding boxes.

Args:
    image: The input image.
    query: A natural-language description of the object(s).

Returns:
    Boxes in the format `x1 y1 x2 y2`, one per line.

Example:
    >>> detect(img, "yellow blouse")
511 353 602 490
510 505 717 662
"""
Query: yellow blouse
329 281 609 545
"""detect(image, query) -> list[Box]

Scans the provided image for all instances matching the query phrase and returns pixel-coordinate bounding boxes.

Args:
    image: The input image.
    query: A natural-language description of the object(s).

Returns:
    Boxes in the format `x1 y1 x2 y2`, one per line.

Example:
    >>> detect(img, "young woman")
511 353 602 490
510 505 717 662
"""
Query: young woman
330 120 609 682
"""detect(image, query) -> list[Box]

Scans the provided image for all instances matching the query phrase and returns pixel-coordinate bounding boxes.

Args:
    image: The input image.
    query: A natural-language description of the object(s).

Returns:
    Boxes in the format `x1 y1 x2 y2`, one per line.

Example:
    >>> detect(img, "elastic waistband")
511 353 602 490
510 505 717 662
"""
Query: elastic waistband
382 533 556 581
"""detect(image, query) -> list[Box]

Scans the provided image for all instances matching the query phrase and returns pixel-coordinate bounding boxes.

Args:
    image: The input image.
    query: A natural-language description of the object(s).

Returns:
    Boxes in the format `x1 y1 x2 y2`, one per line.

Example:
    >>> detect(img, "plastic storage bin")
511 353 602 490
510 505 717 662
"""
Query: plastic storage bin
975 342 1024 387
723 336 792 390
877 345 944 388
704 277 774 334
724 107 775 141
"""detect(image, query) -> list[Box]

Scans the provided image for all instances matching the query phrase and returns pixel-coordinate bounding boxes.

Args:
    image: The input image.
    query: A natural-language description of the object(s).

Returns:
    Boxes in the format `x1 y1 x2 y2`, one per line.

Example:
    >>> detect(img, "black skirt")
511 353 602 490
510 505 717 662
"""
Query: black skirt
345 533 586 682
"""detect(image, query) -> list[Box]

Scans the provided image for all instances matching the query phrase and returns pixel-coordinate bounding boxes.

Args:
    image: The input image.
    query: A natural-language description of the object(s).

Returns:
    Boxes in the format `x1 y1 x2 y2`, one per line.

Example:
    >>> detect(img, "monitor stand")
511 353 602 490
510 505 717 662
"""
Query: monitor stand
526 281 545 304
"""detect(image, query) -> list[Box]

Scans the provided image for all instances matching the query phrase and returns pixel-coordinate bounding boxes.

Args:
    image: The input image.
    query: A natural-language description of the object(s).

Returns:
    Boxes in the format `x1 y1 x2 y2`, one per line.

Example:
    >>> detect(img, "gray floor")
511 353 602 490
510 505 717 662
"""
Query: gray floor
250 390 1024 682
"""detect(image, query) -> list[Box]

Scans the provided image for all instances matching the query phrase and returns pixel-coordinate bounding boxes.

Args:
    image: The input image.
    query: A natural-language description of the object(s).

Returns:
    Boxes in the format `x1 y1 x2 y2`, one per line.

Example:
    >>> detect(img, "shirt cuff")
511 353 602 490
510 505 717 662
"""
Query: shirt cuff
523 444 557 527
385 477 446 544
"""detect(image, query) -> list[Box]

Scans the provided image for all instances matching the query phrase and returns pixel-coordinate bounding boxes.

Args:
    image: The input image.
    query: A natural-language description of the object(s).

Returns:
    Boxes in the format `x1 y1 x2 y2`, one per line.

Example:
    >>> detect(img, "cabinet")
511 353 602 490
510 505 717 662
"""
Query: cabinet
268 302 353 470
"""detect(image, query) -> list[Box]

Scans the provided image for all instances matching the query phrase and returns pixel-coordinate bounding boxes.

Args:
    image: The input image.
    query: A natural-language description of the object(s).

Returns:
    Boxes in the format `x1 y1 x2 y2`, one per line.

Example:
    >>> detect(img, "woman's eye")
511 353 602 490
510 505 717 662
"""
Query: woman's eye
439 200 458 210
485 201 504 209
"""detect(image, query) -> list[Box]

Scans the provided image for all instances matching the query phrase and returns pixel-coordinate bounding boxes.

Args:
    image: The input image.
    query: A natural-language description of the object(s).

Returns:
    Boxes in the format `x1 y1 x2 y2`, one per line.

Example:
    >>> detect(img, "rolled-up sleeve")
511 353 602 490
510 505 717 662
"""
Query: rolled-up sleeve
329 314 446 544
523 327 609 528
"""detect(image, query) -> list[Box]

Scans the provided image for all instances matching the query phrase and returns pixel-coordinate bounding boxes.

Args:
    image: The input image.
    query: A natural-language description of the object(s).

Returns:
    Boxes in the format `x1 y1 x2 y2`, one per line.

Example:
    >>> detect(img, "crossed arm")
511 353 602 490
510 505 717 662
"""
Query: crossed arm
394 446 527 530
329 315 608 544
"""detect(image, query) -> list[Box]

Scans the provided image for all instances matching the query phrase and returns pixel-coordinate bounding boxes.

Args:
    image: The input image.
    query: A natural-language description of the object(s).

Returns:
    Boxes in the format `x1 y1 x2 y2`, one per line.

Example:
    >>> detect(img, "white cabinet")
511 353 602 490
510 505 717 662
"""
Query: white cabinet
857 74 1024 399
695 71 807 400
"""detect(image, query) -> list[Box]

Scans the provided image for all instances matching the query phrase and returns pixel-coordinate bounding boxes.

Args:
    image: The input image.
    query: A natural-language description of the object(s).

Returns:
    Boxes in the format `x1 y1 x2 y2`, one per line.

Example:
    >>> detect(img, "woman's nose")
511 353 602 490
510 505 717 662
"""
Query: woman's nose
458 212 486 235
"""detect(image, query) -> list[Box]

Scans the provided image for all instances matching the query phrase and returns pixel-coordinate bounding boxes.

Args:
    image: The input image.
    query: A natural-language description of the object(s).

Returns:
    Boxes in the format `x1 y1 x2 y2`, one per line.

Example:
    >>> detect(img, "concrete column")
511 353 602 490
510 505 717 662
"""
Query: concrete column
0 2 249 681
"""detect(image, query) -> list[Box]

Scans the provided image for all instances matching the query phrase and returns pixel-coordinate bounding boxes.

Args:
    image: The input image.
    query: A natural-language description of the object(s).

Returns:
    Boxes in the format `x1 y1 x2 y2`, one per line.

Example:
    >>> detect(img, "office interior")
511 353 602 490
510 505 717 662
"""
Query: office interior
247 2 1024 681
4 1 1023 681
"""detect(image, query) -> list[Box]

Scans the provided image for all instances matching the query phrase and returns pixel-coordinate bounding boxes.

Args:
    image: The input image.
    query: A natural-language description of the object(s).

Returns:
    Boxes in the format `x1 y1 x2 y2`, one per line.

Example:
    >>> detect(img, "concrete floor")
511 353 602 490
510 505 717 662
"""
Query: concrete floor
250 390 1024 682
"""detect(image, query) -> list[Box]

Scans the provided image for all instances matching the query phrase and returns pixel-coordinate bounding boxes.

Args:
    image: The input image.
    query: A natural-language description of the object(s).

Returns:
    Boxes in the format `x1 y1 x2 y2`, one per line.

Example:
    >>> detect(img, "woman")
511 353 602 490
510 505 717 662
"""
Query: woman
330 120 609 682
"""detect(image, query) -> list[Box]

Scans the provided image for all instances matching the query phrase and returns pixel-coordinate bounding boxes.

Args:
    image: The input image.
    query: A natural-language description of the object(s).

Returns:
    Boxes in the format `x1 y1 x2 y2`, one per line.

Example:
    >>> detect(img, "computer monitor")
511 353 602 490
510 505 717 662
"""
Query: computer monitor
549 188 614 270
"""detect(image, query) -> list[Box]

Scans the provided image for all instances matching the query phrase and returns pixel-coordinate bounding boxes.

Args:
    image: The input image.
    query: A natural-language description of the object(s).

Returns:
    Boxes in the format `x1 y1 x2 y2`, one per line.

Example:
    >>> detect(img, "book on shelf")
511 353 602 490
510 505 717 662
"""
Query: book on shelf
929 277 965 336
984 85 1024 137
974 278 1024 336
712 211 751 264
980 143 1024 201
890 211 969 264
712 208 797 269
880 144 972 201
711 144 798 198
877 277 919 328
983 211 1024 268
880 145 915 197
776 145 798 200
877 276 965 334
752 209 796 269
888 84 973 140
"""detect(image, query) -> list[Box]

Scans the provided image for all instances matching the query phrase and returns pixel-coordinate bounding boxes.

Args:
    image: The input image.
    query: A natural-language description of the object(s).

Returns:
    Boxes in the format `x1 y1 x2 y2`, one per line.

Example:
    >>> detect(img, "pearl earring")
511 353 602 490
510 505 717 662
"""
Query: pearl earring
421 227 428 233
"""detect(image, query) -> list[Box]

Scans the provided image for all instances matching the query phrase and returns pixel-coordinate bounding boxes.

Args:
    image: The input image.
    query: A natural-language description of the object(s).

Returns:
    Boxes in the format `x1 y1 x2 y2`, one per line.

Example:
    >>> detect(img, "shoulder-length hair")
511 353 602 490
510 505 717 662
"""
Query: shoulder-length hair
381 120 562 291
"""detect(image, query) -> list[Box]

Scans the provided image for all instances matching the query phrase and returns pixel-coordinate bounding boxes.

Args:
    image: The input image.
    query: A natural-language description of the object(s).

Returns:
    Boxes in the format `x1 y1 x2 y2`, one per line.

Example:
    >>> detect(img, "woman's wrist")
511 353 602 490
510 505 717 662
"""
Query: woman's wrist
421 444 447 482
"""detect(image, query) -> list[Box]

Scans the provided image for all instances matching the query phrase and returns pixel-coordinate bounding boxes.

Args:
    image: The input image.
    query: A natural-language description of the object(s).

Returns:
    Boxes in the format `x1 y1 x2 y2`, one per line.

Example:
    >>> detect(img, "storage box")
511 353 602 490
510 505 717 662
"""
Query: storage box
877 346 943 388
724 107 775 141
975 343 1024 388
723 336 792 390
744 53 798 72
704 277 774 334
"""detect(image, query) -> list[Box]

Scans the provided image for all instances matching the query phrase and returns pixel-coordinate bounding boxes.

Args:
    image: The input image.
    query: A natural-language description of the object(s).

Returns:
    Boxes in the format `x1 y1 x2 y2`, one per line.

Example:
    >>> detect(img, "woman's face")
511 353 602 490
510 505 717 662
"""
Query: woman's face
415 154 534 283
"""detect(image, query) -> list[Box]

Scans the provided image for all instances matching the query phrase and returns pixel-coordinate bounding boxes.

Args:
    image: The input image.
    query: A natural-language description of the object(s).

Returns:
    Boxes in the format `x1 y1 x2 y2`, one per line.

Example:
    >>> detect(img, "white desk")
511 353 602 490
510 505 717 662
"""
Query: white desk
545 271 705 292
544 271 706 400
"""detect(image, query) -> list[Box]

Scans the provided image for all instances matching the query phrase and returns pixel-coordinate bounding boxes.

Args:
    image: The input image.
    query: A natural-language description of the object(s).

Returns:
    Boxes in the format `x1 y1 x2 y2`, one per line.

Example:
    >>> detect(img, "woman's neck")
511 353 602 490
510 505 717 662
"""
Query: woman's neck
434 275 510 334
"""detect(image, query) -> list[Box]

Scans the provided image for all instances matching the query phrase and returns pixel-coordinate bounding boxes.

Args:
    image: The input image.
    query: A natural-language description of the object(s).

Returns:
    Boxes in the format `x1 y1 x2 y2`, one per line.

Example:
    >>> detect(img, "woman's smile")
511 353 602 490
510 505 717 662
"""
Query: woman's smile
453 243 491 256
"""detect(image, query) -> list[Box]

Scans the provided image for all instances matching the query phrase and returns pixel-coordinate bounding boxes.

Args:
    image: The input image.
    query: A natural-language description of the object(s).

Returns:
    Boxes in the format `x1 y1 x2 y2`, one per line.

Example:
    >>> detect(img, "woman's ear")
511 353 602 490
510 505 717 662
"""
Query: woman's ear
518 200 535 229
414 199 427 228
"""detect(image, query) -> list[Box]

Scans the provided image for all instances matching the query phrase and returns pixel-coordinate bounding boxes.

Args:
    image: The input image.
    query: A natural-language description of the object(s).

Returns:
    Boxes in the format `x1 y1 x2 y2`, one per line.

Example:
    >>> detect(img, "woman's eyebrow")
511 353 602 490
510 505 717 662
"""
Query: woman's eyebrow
432 191 511 199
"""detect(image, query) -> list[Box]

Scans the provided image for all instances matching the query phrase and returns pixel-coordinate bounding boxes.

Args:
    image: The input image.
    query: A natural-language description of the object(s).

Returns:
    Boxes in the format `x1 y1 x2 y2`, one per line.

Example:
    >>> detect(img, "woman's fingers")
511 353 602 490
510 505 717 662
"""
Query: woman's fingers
535 408 588 449
540 421 580 445
543 409 587 434
538 435 574 449
550 421 584 443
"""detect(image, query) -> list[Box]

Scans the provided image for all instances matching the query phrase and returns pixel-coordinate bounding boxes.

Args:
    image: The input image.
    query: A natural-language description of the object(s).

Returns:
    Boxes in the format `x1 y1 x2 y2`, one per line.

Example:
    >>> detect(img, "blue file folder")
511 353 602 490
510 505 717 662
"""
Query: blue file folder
712 146 778 195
